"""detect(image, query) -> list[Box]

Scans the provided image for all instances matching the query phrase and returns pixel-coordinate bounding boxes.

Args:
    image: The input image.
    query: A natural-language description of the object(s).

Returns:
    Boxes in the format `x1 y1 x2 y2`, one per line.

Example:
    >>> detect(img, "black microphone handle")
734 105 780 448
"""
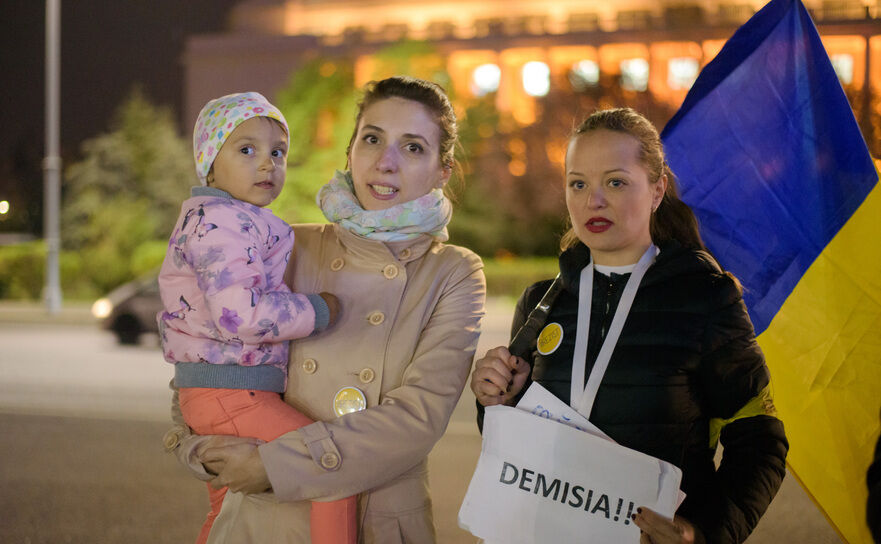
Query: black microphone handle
477 274 563 433
507 274 562 360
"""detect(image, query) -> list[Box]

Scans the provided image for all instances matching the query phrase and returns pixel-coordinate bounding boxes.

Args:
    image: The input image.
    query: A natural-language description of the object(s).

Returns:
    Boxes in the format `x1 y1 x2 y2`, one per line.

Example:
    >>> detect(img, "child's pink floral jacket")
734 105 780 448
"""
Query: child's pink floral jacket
157 187 329 393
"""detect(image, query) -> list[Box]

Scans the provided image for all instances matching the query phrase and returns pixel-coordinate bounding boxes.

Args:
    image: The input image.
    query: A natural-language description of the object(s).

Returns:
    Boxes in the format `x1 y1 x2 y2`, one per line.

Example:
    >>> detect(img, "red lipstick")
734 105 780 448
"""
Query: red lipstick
585 216 613 233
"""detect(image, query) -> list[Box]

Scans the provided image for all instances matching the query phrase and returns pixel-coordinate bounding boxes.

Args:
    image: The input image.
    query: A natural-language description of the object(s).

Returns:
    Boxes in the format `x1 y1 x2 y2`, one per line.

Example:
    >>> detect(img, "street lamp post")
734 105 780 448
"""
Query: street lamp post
43 0 62 314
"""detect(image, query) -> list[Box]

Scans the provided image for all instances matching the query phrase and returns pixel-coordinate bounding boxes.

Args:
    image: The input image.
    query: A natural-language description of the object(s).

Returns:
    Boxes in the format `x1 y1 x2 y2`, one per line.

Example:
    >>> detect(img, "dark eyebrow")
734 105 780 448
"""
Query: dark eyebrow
361 124 385 134
402 133 431 147
361 124 432 148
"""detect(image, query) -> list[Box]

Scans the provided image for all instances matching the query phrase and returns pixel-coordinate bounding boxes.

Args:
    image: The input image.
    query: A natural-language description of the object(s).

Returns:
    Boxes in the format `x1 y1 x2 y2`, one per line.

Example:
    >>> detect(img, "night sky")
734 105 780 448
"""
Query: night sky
0 0 239 233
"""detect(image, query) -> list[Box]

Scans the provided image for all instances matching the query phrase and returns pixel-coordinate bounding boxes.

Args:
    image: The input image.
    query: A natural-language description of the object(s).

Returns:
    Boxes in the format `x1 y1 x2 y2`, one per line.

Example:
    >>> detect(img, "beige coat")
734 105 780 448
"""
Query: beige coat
206 223 485 543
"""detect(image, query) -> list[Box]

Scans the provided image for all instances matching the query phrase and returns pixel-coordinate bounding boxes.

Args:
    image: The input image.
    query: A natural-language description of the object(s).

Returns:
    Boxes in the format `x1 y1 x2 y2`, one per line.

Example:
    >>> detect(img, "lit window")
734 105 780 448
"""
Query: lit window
522 61 550 97
508 158 527 177
830 54 854 84
668 57 700 90
570 60 600 90
620 58 649 91
472 63 501 96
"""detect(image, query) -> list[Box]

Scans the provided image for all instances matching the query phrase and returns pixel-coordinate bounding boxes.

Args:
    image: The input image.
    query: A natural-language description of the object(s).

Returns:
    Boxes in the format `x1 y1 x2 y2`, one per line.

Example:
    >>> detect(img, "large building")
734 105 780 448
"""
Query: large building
183 0 880 129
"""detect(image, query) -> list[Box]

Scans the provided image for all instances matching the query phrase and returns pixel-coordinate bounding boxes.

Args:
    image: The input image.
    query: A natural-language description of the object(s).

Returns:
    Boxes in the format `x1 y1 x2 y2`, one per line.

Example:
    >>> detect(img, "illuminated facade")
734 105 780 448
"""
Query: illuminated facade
183 0 881 129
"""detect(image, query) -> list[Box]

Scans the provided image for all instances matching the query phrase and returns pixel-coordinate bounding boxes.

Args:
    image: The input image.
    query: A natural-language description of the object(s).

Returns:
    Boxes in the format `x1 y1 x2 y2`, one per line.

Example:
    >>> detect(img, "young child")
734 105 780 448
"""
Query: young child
158 92 356 544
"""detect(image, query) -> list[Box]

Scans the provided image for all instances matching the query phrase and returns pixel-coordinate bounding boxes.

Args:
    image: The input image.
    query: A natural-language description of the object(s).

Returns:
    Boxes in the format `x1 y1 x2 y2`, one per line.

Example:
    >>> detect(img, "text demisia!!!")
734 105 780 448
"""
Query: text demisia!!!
499 461 635 524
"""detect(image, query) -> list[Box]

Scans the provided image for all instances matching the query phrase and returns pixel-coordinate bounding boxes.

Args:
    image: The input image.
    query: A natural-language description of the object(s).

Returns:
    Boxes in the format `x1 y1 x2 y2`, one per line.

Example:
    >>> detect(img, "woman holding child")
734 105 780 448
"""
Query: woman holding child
166 76 485 543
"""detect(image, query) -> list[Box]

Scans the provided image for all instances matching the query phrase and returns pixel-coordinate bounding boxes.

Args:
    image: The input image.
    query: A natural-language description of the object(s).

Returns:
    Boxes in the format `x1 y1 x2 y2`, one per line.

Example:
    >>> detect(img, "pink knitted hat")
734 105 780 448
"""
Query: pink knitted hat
192 92 289 185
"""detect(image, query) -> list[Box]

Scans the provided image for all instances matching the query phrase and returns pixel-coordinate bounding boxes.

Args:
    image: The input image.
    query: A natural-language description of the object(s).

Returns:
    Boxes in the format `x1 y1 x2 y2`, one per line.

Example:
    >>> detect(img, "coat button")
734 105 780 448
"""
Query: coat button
399 248 411 260
162 425 187 453
302 358 317 374
382 264 399 279
368 311 385 325
359 368 375 384
320 452 340 470
330 258 345 271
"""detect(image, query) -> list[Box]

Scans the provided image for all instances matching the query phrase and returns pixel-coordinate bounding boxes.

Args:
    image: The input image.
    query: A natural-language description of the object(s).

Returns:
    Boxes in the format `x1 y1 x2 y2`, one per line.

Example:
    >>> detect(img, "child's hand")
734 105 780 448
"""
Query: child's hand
319 292 341 326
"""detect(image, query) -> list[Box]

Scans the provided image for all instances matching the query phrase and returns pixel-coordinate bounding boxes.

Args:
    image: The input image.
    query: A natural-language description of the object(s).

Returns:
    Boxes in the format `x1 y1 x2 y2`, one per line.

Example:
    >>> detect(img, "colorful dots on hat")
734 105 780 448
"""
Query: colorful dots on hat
192 91 289 185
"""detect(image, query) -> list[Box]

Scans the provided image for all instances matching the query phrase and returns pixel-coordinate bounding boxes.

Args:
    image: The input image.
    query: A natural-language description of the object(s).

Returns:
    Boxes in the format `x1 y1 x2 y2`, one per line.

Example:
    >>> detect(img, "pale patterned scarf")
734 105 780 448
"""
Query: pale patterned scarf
317 170 452 242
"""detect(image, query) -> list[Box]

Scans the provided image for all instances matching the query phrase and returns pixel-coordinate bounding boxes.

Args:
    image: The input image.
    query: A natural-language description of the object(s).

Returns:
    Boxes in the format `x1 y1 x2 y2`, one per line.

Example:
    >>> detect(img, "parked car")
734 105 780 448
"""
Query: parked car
91 274 162 344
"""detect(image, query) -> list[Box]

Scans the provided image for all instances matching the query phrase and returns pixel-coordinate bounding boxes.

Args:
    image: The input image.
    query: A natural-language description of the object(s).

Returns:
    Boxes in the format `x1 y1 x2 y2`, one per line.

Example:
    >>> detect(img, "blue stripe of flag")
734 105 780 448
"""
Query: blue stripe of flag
661 0 877 334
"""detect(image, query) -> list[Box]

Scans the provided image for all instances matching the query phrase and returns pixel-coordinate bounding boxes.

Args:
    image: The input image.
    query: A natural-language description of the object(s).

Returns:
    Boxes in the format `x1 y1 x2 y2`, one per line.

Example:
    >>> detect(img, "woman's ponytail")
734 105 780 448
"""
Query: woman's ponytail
650 164 704 251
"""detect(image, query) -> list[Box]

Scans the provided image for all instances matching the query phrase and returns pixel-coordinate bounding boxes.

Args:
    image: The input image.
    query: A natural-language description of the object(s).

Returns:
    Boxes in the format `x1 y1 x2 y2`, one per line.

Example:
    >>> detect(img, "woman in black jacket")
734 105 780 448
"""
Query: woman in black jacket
868 412 881 543
471 108 788 544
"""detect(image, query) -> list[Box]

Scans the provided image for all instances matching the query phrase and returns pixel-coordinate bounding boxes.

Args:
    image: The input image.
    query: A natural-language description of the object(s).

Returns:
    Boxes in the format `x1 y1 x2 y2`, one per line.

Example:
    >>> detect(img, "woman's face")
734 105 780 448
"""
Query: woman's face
565 129 665 266
348 97 450 211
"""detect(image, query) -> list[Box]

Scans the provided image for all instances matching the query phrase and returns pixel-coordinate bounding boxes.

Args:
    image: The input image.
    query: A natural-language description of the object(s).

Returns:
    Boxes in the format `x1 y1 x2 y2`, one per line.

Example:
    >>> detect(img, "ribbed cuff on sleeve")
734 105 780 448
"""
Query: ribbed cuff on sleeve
306 294 330 332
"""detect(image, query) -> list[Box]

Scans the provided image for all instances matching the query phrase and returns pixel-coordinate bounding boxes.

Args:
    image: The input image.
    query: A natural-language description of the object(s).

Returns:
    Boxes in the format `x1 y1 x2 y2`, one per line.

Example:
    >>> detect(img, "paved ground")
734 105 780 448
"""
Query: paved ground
0 300 844 543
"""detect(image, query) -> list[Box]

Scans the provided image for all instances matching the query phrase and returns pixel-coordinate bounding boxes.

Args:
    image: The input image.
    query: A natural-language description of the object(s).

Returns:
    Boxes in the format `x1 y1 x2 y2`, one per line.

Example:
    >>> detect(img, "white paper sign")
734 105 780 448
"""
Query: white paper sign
516 382 686 510
458 405 682 543
516 382 611 440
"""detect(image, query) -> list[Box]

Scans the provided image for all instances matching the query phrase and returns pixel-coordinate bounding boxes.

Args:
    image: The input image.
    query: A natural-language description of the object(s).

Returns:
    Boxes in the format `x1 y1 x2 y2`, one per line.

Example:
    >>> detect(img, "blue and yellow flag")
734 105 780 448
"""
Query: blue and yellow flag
661 1 881 542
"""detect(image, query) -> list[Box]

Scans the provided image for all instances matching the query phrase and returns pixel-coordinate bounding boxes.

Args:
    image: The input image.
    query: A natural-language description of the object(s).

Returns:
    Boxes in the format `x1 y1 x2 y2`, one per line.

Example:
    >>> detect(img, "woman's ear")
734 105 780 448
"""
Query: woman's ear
436 165 452 189
653 174 668 211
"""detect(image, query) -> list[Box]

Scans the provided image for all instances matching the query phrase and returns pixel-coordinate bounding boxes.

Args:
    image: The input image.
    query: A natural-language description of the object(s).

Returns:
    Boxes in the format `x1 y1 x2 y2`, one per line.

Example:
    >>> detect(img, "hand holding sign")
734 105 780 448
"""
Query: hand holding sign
634 507 705 544
471 346 529 407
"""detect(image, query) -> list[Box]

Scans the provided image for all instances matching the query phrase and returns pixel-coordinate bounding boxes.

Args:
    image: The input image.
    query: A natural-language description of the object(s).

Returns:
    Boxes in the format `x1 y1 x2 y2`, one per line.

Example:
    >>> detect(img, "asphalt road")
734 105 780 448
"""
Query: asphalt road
0 300 843 543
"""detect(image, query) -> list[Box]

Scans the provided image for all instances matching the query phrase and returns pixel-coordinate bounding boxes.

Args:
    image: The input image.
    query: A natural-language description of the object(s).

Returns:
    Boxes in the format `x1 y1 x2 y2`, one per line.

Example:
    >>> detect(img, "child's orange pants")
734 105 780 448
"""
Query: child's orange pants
179 387 357 544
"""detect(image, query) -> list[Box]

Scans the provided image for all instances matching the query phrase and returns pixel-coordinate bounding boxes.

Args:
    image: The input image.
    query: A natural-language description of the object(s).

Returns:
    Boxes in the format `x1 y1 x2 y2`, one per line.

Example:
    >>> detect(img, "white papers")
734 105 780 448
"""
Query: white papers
458 384 684 543
516 381 611 440
517 382 685 509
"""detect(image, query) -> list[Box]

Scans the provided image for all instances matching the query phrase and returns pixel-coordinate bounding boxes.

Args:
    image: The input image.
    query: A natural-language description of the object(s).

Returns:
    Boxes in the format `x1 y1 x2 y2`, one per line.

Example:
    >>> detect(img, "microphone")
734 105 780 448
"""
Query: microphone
508 274 563 359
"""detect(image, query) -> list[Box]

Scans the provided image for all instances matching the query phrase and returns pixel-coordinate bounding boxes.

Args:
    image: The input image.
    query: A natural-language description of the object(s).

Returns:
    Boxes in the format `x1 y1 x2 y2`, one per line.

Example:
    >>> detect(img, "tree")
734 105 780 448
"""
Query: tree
271 58 358 224
62 89 192 291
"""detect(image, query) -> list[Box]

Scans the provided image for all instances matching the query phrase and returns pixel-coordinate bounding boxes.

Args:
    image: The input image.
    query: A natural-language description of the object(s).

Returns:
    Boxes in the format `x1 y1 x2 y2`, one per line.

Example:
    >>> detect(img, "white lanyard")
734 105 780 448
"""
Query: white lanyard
570 245 658 419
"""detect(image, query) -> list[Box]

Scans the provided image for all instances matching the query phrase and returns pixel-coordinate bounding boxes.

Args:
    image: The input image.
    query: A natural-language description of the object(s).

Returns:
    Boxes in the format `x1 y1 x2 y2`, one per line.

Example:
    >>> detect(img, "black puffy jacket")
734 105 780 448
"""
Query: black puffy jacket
481 241 788 543
868 411 881 543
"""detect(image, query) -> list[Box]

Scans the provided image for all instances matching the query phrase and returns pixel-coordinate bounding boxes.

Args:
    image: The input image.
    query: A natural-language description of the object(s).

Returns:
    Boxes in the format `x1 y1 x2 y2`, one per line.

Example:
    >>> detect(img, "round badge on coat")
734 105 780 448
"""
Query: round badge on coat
536 322 563 355
333 386 367 417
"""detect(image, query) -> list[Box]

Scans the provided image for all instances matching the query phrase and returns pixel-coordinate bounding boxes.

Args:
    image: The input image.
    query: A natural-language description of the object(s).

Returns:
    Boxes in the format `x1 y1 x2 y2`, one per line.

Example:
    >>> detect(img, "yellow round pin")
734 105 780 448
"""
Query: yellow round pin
333 386 367 417
536 322 563 355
